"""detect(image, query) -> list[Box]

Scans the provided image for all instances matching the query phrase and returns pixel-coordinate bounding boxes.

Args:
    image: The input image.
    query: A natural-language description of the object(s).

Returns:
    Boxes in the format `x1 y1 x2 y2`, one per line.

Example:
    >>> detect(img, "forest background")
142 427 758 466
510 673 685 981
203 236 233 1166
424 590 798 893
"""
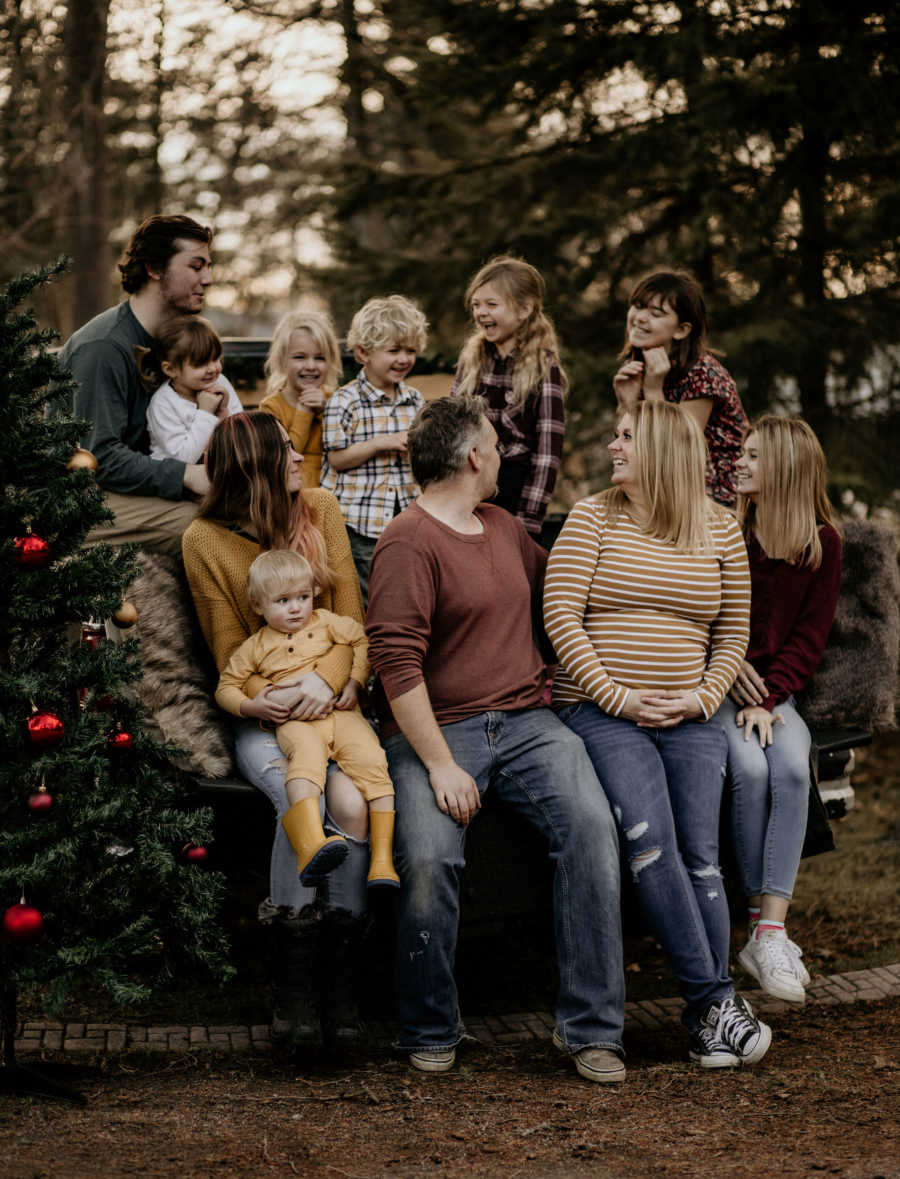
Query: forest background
3 0 898 511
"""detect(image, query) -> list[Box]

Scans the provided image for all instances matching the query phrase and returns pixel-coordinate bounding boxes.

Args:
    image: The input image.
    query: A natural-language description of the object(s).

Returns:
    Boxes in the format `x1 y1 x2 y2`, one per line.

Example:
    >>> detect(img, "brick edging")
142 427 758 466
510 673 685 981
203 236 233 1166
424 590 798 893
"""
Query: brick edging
13 964 900 1056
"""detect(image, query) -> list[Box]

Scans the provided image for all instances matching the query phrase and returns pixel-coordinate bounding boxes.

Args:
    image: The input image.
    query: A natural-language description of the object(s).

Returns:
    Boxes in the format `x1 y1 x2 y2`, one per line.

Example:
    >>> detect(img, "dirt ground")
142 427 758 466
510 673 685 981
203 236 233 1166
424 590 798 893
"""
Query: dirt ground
2 999 898 1178
2 733 899 1178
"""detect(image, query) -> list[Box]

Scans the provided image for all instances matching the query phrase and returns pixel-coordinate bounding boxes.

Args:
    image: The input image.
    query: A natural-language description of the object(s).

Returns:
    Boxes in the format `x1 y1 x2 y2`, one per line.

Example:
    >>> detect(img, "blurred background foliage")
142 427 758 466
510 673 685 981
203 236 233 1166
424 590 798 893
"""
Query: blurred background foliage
2 0 898 509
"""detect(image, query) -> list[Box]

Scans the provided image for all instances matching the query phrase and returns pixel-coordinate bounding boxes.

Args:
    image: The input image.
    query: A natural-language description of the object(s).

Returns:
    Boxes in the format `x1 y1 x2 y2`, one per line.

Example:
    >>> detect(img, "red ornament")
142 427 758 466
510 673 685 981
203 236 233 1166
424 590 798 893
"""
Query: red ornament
3 902 44 944
28 786 54 815
108 729 134 752
81 620 106 650
26 709 65 746
14 533 51 568
183 844 209 864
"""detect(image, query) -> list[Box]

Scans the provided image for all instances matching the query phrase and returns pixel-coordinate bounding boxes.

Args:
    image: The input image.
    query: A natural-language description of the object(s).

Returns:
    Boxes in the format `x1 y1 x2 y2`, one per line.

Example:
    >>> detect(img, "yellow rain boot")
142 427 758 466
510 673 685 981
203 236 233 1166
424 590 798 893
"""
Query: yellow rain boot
367 809 400 889
282 797 349 885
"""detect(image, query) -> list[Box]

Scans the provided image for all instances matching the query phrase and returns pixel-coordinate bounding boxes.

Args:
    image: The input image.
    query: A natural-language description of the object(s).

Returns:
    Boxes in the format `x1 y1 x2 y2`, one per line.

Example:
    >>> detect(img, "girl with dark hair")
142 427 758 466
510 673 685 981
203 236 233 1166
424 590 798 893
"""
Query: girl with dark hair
182 411 368 1050
145 317 242 464
613 270 747 507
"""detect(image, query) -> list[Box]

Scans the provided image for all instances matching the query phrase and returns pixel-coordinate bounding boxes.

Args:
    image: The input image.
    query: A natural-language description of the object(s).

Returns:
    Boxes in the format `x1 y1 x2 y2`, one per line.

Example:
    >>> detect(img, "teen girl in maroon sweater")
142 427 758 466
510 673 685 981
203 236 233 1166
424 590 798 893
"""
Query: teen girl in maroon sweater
716 415 841 1005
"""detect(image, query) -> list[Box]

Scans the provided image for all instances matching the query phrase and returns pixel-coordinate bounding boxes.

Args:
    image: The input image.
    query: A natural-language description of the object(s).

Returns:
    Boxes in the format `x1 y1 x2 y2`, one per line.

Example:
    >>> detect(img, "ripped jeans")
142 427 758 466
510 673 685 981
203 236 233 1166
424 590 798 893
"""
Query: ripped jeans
559 702 732 1024
234 719 368 917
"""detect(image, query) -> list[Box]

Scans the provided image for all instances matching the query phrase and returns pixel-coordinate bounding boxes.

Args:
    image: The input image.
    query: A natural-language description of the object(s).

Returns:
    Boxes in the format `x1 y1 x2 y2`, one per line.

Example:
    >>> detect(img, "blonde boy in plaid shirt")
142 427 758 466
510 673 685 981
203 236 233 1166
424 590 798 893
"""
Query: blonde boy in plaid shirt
322 296 427 607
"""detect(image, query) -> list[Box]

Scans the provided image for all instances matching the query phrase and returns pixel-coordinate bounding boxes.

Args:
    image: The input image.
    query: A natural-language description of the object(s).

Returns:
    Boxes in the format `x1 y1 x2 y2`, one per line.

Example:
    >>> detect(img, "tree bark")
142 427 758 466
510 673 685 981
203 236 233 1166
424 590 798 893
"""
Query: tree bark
64 0 112 327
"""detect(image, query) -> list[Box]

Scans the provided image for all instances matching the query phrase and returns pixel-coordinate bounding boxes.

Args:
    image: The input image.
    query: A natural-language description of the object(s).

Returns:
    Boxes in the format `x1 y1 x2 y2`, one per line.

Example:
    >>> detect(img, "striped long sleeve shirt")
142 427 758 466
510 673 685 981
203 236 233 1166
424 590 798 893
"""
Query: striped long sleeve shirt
543 495 750 719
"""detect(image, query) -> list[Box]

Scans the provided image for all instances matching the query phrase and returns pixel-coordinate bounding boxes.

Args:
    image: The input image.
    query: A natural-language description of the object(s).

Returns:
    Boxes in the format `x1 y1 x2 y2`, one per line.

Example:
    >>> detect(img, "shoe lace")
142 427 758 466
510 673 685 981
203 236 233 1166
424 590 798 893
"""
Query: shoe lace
757 932 797 977
717 996 757 1047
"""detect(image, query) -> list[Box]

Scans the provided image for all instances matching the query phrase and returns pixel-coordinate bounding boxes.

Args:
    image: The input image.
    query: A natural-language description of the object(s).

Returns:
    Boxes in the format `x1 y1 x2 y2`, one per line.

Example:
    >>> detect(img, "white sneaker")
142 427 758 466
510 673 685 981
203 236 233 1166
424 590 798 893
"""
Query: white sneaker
409 1046 456 1073
739 928 806 1004
787 938 812 987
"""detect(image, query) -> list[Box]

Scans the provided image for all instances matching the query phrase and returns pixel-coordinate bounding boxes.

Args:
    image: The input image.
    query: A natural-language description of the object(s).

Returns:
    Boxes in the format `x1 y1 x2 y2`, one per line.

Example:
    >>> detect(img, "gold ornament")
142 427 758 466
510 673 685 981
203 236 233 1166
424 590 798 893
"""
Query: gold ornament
113 601 139 628
66 448 98 472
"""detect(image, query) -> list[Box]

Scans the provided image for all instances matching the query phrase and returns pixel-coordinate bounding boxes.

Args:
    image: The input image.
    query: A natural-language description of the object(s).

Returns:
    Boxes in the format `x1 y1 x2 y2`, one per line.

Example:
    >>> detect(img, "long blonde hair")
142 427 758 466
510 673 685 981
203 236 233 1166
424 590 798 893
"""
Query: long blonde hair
264 308 343 397
201 412 332 589
606 400 714 553
738 415 838 568
454 256 567 411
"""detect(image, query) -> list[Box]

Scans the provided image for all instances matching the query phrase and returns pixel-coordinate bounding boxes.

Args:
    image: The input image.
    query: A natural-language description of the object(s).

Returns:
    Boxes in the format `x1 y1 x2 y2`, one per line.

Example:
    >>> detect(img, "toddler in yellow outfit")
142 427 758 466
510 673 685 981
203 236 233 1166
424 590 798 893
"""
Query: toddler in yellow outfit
216 550 399 889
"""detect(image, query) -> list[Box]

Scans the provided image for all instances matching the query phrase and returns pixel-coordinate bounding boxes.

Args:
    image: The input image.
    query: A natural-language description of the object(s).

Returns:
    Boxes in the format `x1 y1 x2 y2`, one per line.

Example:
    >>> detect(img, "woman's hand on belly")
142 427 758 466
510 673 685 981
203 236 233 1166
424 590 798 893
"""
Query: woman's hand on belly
621 688 702 728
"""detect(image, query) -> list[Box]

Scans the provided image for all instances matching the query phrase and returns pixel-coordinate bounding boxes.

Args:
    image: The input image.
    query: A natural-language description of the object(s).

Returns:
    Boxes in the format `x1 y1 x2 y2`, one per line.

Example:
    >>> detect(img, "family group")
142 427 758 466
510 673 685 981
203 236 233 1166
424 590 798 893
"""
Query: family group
57 214 841 1082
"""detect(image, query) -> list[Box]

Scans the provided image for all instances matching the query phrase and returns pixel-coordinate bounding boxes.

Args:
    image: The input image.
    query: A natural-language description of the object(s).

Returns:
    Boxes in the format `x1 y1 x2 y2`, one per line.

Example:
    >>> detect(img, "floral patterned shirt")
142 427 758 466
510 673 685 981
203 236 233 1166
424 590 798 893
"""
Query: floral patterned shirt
664 352 747 507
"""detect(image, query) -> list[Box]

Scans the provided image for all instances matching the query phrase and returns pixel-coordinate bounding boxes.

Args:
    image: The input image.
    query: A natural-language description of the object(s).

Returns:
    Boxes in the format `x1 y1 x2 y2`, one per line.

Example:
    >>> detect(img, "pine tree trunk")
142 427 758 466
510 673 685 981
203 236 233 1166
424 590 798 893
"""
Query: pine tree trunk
64 0 112 328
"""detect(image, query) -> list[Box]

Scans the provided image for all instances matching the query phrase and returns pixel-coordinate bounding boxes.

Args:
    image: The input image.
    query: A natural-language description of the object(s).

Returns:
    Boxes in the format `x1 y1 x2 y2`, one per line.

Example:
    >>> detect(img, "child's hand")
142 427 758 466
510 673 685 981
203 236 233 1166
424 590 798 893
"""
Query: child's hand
198 388 224 416
379 431 408 455
241 691 291 723
335 678 362 710
642 347 670 394
735 705 784 747
613 361 644 406
297 385 327 412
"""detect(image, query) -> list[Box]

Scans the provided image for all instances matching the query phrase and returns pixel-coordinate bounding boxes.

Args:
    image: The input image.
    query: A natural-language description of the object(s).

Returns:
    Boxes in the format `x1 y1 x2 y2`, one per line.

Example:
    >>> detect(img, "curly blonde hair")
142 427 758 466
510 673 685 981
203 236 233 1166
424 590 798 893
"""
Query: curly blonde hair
346 295 428 356
454 256 567 411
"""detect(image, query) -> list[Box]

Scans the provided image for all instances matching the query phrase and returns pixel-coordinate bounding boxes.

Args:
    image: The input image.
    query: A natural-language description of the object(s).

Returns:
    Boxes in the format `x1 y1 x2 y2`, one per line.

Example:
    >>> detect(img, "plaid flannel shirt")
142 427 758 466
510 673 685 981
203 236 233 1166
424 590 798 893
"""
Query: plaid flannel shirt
451 345 565 534
321 370 424 539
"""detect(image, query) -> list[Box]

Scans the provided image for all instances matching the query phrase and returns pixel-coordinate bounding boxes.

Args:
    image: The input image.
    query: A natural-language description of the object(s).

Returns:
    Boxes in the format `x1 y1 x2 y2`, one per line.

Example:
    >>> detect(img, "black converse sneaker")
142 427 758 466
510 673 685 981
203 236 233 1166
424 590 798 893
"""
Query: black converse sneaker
688 1023 740 1068
702 993 771 1065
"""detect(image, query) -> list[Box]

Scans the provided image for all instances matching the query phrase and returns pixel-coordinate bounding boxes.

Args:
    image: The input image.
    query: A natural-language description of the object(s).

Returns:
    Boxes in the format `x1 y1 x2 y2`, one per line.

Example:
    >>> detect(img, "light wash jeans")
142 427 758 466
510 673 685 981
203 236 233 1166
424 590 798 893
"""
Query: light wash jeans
559 702 732 1025
384 707 625 1055
716 695 811 902
234 719 368 917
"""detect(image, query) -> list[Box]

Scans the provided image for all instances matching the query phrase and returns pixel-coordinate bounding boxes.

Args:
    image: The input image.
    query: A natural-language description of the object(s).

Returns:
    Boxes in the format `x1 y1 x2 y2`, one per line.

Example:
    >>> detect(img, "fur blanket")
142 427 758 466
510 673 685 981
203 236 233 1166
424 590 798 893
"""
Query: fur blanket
129 551 235 778
798 519 899 731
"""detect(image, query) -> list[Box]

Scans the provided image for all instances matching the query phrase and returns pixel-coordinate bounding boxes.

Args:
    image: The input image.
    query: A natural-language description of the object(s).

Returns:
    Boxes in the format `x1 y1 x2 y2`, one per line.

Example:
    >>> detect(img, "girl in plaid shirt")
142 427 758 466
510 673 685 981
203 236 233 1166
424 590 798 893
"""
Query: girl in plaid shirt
451 256 567 538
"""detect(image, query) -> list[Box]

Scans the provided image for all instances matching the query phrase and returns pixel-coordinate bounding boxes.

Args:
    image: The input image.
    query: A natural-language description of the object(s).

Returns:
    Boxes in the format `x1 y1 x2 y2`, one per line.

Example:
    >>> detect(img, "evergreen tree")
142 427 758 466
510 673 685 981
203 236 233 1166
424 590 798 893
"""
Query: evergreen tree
0 261 232 1097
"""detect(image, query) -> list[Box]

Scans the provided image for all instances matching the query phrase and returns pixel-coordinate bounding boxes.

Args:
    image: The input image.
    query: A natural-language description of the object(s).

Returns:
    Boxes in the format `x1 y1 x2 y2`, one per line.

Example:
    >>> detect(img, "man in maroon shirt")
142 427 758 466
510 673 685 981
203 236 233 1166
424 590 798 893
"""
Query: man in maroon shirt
366 394 625 1082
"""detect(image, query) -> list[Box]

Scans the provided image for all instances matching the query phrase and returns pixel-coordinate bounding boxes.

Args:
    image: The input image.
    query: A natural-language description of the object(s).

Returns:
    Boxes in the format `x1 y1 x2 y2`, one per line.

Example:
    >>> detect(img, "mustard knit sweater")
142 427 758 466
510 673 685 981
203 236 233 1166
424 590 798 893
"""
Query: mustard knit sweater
182 487 363 695
258 389 333 490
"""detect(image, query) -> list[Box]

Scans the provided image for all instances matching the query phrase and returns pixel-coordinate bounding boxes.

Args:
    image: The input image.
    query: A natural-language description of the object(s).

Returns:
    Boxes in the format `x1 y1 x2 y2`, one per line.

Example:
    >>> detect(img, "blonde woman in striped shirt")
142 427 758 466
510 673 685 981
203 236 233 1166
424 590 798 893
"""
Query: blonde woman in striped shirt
544 399 771 1069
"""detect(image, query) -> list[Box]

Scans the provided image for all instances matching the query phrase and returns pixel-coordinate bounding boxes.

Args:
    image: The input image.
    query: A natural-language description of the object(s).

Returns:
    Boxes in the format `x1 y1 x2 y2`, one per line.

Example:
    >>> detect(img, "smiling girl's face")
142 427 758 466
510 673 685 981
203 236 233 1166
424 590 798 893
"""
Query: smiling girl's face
735 431 760 498
626 295 692 354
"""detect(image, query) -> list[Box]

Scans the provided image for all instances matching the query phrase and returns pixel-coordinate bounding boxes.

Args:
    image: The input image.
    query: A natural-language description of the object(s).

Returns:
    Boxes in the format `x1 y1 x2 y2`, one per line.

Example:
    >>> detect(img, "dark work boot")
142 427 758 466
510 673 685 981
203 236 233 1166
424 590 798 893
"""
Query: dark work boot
268 901 325 1049
319 907 367 1053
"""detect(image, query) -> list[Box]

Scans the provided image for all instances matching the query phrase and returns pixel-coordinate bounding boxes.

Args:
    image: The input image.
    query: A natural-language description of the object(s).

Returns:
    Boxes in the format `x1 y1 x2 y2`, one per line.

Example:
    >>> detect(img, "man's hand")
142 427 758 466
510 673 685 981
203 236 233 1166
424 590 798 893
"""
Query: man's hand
183 463 210 497
335 678 362 710
735 705 784 747
428 760 481 826
729 659 768 706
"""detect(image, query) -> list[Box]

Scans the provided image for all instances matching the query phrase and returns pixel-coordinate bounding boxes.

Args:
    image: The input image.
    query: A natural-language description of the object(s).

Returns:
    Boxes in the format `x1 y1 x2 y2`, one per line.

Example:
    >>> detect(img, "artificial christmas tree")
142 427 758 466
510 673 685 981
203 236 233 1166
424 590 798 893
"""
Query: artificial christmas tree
0 261 232 1100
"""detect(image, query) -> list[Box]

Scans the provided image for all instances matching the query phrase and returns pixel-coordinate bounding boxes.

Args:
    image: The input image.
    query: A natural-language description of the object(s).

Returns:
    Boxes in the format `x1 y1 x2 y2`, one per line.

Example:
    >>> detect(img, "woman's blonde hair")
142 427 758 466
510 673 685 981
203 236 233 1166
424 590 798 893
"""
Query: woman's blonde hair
454 256 568 411
264 308 343 397
605 400 714 552
346 295 428 356
246 550 315 614
200 412 332 590
738 415 838 568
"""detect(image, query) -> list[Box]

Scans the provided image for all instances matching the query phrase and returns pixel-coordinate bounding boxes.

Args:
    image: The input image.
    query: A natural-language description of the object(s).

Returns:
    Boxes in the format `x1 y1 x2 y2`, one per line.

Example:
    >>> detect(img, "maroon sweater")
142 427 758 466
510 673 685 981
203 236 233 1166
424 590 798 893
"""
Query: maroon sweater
746 525 842 713
366 502 548 737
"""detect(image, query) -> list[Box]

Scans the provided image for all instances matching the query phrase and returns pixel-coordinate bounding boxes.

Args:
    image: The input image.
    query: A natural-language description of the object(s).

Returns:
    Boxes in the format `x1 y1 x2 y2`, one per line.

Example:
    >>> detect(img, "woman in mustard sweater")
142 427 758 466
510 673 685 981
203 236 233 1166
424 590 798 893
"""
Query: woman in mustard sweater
182 411 366 1050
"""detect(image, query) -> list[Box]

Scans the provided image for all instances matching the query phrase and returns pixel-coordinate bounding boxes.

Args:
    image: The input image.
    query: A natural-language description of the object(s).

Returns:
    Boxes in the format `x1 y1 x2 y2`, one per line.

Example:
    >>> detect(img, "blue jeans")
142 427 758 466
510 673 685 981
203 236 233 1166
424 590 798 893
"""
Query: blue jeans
560 703 732 1024
717 695 811 902
234 719 368 916
384 707 625 1054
